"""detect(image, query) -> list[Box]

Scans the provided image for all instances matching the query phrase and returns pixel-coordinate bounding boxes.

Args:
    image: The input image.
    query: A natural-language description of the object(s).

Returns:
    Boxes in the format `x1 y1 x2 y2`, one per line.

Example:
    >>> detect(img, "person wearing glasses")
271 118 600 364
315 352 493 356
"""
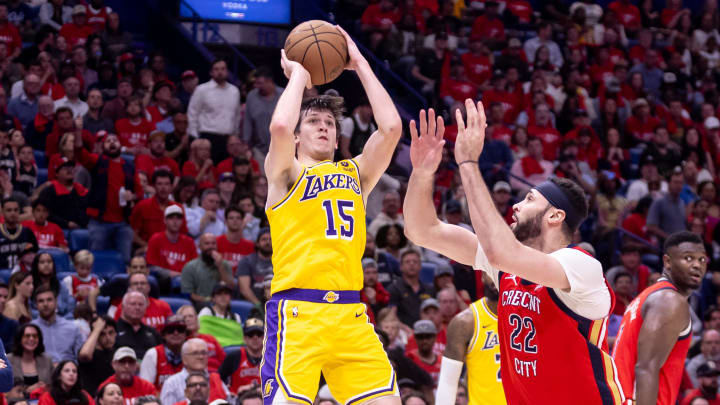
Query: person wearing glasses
171 372 210 405
139 315 188 391
218 318 263 395
159 338 230 405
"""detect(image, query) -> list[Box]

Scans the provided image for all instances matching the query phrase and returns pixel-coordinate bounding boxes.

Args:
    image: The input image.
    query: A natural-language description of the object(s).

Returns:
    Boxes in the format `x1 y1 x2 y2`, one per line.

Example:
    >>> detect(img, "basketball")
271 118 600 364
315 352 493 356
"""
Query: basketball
284 20 348 85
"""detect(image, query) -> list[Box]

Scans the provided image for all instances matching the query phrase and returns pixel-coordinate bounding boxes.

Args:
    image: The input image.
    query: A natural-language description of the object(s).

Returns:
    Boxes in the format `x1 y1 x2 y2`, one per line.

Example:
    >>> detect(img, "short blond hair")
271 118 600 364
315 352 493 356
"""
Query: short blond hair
73 249 94 267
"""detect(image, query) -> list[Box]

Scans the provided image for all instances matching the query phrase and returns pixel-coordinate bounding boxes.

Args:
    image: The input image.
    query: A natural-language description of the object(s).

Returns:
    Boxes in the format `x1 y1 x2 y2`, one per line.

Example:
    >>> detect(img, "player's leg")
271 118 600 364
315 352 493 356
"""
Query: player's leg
262 298 324 405
322 303 400 405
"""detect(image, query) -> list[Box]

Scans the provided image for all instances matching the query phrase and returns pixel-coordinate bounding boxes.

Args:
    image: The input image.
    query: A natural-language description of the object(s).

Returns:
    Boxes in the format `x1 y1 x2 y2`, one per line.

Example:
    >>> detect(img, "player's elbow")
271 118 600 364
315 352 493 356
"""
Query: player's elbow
269 121 290 136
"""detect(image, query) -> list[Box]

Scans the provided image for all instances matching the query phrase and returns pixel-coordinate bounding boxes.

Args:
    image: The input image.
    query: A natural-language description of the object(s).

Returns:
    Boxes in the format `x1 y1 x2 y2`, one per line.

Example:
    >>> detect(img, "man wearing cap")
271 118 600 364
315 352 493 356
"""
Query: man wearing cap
647 169 687 240
54 76 89 118
236 228 272 305
38 156 89 230
173 372 210 405
682 363 720 405
99 347 157 405
181 233 234 309
140 315 189 391
187 59 240 164
115 291 162 359
405 103 622 404
218 318 263 395
405 298 446 357
406 320 442 388
59 5 93 48
470 1 505 44
145 204 196 292
130 170 186 247
31 285 84 363
444 200 472 231
178 71 198 110
160 338 230 405
243 66 281 170
625 98 661 144
491 181 514 225
78 315 117 394
84 88 114 135
360 258 389 323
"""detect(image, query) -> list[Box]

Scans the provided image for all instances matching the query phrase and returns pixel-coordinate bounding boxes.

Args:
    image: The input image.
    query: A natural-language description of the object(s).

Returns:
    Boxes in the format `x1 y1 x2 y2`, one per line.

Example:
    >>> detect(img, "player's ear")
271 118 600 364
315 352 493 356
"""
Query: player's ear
662 253 671 270
548 208 565 227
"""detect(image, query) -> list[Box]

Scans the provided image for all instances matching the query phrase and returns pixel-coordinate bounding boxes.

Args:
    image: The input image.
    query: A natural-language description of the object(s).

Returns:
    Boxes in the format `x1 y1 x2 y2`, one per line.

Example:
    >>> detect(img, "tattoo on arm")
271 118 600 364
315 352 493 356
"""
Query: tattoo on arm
444 308 475 361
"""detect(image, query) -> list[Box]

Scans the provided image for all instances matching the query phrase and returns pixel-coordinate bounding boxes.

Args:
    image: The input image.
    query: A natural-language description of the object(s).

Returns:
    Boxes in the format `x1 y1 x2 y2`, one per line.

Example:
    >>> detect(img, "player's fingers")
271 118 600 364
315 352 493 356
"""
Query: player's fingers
409 120 418 142
478 101 487 128
428 108 436 138
436 116 445 141
456 108 465 135
419 109 427 137
465 98 476 129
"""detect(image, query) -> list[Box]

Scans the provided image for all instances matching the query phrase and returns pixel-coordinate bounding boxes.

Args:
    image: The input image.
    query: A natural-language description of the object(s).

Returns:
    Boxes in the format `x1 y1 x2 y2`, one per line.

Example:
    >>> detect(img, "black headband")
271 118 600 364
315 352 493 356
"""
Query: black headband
533 181 583 231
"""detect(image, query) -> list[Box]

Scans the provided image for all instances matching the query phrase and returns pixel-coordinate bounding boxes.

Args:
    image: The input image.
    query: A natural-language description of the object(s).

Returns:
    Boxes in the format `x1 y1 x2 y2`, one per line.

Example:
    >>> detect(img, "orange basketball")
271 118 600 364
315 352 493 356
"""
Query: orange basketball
284 20 348 85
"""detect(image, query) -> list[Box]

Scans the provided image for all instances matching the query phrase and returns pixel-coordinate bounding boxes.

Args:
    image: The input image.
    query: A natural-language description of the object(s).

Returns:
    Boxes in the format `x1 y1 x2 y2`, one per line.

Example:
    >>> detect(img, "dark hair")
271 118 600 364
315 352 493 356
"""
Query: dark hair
1 196 20 208
33 284 57 302
12 324 45 357
0 282 8 290
31 252 61 297
402 391 428 405
294 96 345 135
151 169 174 185
34 25 55 46
254 66 273 80
548 177 588 236
704 306 720 322
633 196 653 215
400 248 421 262
50 361 88 405
210 58 227 69
55 107 73 119
224 205 243 219
96 382 122 405
173 176 197 203
185 371 208 384
613 271 632 284
375 224 408 250
31 199 48 210
7 271 32 299
663 231 704 253
134 396 160 405
698 180 717 199
238 390 263 403
125 95 142 110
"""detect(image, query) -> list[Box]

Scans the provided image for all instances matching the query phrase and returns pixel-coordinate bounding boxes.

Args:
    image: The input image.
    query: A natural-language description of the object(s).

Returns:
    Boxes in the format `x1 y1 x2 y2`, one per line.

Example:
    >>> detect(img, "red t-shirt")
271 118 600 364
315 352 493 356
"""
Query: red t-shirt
86 5 111 32
0 23 21 55
609 1 642 28
622 213 648 241
625 116 661 143
471 15 505 40
21 220 66 249
98 376 156 405
115 118 156 149
182 160 216 190
215 157 260 179
482 89 521 124
661 8 679 27
406 350 442 387
216 234 254 275
58 23 94 47
135 154 180 177
146 231 198 273
439 78 478 104
114 297 172 332
360 4 401 28
506 0 533 23
38 391 94 405
145 105 168 125
528 125 562 161
129 197 188 243
461 53 492 86
46 128 95 157
681 390 720 405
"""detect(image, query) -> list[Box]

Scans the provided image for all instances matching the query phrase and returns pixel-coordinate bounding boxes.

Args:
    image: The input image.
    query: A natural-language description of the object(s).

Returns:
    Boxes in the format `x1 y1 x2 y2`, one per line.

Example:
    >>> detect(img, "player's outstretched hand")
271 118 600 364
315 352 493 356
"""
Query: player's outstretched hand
335 25 367 71
280 49 312 89
409 108 445 177
454 99 487 164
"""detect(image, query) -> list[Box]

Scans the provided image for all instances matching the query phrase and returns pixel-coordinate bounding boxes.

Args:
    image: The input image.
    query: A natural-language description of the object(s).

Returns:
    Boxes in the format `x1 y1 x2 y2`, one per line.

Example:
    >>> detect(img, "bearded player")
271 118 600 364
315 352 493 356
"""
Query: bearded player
612 231 707 405
404 102 624 404
436 272 505 405
261 26 402 405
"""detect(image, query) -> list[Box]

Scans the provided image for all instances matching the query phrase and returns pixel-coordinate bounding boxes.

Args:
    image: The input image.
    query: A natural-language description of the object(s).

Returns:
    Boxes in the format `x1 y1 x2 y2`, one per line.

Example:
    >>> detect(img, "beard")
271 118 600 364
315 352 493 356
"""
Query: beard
512 210 546 243
257 245 272 256
105 148 121 158
201 251 214 264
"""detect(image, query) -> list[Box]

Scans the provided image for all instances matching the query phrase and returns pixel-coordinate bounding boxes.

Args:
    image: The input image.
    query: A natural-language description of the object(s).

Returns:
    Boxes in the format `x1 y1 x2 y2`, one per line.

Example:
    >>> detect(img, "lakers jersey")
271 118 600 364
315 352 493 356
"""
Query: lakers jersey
466 298 506 405
267 159 366 295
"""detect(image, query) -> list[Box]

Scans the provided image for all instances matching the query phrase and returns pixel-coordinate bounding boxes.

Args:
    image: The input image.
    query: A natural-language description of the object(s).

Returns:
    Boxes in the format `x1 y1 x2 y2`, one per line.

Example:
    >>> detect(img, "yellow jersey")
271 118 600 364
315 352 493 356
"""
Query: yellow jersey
466 298 506 405
267 159 366 295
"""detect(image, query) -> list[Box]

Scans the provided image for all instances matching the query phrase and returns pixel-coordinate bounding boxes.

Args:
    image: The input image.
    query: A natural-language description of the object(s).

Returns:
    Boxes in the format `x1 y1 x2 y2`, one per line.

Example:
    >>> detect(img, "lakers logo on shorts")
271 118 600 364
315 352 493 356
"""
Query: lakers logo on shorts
323 291 340 303
264 379 275 398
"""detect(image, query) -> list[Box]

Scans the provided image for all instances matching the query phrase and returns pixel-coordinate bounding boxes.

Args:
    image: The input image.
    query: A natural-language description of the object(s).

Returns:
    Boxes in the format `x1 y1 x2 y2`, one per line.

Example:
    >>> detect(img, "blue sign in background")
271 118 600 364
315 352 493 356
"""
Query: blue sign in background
180 0 291 25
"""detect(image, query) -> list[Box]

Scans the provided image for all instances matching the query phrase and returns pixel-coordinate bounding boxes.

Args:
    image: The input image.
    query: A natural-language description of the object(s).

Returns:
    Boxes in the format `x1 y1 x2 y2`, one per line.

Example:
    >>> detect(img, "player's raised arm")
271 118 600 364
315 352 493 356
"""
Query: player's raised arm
265 50 311 187
336 26 401 197
403 108 478 266
633 291 689 405
454 99 571 289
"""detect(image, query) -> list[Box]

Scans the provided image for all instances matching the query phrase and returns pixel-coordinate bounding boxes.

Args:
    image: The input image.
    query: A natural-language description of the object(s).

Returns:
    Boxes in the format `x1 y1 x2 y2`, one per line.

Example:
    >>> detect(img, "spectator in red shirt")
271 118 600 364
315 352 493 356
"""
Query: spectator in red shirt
146 205 197 292
439 62 478 108
45 107 94 157
216 206 254 275
0 4 21 59
98 347 156 405
610 272 634 315
130 170 187 249
527 103 561 161
609 0 642 33
135 131 180 179
681 363 720 405
214 136 259 180
470 1 505 45
115 95 155 154
360 0 401 51
406 320 441 387
22 200 68 251
182 138 215 191
59 6 93 48
145 81 173 125
360 258 390 324
625 98 661 145
461 37 492 88
621 196 653 241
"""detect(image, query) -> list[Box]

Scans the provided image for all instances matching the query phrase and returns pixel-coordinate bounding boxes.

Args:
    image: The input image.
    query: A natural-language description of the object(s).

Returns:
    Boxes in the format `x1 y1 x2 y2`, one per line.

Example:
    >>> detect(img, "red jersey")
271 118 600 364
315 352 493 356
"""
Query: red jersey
115 118 155 149
439 78 478 104
460 53 492 86
406 350 442 387
360 4 401 28
608 1 641 28
681 390 720 405
405 327 447 357
58 23 93 47
228 347 261 393
182 160 215 190
150 344 183 390
215 157 260 178
507 0 533 23
114 297 172 332
38 391 94 405
216 234 254 274
471 15 505 40
496 268 624 404
99 375 155 405
146 232 197 273
21 220 66 249
129 197 187 243
135 154 180 177
527 125 562 161
195 333 226 372
625 116 661 143
63 274 101 302
612 280 691 405
86 5 111 32
0 23 20 55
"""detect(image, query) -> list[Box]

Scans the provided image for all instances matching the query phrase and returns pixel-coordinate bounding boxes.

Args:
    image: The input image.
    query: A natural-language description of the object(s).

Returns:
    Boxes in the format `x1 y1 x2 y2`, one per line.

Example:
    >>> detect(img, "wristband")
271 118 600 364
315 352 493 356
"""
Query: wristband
458 160 479 166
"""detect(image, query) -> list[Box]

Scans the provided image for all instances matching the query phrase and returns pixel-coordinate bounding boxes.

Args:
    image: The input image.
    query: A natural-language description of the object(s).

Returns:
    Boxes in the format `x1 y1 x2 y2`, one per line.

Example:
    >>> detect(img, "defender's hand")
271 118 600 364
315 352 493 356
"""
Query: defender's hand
409 108 445 177
454 99 487 164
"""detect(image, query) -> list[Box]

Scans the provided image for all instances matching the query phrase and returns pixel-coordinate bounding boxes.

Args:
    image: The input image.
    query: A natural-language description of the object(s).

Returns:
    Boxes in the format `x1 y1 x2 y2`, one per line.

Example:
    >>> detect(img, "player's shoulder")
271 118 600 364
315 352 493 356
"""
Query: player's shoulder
643 285 688 313
448 306 476 334
551 247 604 273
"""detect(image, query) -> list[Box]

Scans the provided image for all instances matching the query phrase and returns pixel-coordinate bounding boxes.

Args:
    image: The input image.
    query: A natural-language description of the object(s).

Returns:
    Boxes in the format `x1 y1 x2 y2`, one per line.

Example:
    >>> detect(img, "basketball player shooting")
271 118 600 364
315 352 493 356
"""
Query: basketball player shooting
404 100 625 404
261 26 402 405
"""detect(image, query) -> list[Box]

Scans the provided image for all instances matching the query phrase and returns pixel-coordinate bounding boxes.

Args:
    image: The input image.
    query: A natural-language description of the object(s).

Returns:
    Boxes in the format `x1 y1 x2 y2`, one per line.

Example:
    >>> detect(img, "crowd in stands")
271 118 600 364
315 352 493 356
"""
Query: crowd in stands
2 0 720 404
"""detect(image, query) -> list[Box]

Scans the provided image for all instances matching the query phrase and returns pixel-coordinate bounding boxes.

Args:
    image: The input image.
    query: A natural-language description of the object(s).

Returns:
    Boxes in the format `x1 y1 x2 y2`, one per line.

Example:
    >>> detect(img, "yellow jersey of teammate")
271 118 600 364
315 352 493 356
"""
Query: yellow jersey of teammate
466 297 505 405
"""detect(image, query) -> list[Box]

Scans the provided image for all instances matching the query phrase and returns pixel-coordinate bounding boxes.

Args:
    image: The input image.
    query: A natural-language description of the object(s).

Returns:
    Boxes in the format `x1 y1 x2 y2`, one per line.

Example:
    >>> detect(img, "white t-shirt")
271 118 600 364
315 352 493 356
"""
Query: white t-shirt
474 243 611 320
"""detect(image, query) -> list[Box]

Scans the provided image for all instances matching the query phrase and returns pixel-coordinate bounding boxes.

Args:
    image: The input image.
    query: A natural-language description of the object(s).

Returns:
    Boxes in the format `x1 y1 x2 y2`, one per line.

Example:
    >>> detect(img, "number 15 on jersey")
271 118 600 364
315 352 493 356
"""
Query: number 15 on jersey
322 199 355 240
